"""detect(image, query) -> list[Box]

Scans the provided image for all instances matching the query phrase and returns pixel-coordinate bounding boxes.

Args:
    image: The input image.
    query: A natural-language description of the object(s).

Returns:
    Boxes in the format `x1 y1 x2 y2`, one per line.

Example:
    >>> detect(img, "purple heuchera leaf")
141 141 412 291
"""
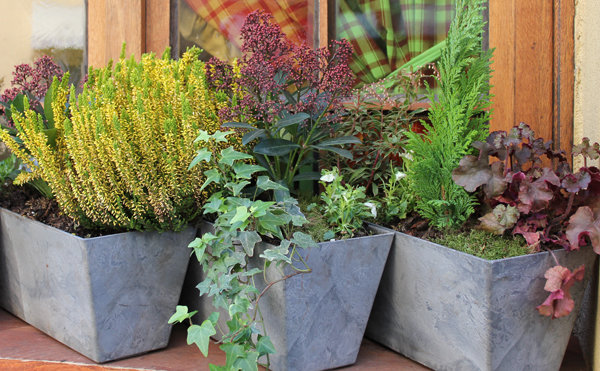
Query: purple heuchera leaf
451 155 490 193
517 168 559 213
537 265 585 319
566 206 600 253
561 171 591 193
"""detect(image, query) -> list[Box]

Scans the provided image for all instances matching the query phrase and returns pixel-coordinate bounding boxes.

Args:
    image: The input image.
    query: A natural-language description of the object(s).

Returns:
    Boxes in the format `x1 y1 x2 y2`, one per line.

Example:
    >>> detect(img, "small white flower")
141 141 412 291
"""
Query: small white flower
320 173 336 183
400 151 413 161
364 202 377 218
395 171 407 181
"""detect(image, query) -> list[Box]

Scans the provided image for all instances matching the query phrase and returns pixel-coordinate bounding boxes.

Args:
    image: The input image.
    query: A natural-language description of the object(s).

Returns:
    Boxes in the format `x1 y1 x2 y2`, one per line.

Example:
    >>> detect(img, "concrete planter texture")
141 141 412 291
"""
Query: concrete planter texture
0 208 194 363
365 227 596 371
182 221 393 371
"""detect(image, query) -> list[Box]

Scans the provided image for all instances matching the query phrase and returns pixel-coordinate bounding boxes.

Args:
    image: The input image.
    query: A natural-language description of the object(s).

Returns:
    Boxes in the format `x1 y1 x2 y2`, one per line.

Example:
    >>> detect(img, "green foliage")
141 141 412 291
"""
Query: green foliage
0 154 18 185
405 0 493 229
432 230 529 260
376 165 414 225
171 130 317 370
1 47 240 232
309 168 376 239
325 74 423 196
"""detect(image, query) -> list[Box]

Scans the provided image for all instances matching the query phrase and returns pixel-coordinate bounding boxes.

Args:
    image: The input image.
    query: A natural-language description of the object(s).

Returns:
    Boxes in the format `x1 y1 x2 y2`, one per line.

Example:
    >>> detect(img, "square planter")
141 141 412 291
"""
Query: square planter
181 221 394 371
0 207 194 363
365 227 596 371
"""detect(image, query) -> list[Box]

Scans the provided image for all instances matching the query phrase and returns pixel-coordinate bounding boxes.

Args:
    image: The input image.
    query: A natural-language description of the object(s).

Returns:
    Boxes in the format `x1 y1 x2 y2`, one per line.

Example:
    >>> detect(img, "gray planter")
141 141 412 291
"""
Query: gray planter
365 227 596 371
181 221 393 371
0 207 194 363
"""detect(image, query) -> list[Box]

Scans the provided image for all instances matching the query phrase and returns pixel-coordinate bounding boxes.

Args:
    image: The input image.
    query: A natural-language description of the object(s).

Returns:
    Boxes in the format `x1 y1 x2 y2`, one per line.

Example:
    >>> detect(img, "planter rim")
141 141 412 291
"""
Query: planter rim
367 222 590 265
0 207 193 241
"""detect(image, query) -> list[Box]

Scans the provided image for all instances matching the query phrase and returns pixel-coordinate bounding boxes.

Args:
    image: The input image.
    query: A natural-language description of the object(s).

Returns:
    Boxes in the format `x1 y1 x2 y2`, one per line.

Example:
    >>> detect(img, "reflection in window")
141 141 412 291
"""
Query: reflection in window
0 0 85 91
336 0 455 84
178 0 312 61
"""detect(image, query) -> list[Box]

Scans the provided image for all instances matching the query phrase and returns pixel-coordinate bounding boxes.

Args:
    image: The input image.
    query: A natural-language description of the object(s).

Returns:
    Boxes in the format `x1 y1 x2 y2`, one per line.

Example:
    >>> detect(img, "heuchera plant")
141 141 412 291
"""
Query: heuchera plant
452 123 600 318
205 10 358 191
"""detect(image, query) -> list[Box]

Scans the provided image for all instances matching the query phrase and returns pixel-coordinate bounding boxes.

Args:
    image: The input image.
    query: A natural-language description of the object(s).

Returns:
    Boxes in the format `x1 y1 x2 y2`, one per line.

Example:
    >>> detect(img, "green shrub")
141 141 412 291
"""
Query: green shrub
1 47 242 231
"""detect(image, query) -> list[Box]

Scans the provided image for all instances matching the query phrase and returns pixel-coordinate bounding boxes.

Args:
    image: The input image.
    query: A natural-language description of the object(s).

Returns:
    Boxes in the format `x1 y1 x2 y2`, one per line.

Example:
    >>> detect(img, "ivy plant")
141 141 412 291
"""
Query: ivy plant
170 130 317 370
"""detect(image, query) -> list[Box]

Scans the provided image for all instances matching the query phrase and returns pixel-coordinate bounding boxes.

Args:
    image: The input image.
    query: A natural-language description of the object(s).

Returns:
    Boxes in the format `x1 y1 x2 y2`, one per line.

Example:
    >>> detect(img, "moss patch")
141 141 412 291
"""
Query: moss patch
432 229 530 260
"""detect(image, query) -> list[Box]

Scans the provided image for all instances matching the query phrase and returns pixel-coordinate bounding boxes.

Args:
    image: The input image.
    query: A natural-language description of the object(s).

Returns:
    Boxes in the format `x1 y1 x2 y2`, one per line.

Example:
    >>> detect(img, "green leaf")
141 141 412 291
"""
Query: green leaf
220 147 253 166
260 240 292 264
292 171 321 181
203 196 224 214
206 311 220 326
169 305 193 324
228 297 251 318
212 130 235 143
242 129 267 145
193 130 211 143
310 144 353 160
249 200 275 217
256 175 288 191
230 206 251 225
200 168 221 191
241 267 262 277
238 230 261 256
226 180 250 196
323 230 335 240
256 335 276 356
276 112 310 129
291 231 318 249
222 121 256 130
253 138 300 156
232 163 266 179
233 351 259 371
187 320 216 357
44 82 56 128
318 135 362 146
189 148 212 169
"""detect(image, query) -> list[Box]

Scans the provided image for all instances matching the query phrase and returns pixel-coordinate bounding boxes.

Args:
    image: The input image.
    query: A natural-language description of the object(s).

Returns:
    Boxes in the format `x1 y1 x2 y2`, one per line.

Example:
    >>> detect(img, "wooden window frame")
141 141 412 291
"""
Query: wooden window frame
87 0 575 154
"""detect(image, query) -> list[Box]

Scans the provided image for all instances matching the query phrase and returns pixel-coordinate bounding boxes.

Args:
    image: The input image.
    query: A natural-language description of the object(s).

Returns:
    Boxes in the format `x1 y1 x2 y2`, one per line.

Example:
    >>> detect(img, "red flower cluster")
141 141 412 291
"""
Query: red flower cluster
206 10 353 127
1 56 63 103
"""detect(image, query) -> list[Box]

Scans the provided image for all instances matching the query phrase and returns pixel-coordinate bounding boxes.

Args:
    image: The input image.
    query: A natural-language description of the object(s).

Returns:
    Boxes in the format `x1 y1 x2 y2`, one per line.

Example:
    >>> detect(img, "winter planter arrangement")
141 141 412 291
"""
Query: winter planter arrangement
366 226 595 370
0 49 234 361
182 221 393 371
0 208 194 362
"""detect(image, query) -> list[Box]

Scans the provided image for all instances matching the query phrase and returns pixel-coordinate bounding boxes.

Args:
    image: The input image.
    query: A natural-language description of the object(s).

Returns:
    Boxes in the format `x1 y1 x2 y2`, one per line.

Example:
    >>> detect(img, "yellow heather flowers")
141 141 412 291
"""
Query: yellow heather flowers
0 47 241 231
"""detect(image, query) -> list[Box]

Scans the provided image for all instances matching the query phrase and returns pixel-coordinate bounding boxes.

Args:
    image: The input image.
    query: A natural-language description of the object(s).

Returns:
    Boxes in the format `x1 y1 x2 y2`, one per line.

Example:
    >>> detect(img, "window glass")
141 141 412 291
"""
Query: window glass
178 0 314 60
335 0 455 84
0 0 86 91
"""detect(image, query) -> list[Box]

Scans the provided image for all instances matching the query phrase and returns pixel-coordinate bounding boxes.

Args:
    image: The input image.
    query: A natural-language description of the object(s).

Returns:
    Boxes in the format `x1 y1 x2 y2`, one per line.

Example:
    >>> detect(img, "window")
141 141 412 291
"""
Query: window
0 0 86 91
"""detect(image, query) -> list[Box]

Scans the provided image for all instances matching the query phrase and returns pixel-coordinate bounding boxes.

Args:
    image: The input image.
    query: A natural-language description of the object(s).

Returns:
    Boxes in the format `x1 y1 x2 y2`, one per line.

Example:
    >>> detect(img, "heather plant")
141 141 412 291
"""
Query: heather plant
0 47 239 231
326 72 424 196
405 0 493 229
170 130 316 370
452 123 600 318
206 10 359 192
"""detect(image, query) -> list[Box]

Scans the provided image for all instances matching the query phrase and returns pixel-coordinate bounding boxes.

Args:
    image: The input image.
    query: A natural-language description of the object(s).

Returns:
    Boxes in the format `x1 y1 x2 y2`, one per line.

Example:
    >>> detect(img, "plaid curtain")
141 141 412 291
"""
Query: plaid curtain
183 0 308 51
338 0 455 83
183 0 454 84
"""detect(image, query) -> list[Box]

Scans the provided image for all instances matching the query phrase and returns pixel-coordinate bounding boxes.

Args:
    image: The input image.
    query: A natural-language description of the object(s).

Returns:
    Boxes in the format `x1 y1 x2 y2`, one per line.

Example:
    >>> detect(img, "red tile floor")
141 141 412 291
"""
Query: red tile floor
0 309 587 370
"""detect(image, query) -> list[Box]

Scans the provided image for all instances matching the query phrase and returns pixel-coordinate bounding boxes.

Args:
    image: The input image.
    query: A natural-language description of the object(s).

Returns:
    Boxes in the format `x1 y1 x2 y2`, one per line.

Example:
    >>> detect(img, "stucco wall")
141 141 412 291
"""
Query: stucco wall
574 0 600 146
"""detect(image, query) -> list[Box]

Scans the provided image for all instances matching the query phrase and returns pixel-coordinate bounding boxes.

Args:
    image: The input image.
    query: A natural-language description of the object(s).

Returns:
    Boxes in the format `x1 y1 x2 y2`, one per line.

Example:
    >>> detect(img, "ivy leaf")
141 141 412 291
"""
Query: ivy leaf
189 148 212 169
200 168 221 191
228 296 251 318
566 206 600 253
220 147 253 166
193 129 211 143
238 230 261 256
291 231 318 249
478 204 519 235
203 196 224 214
212 130 236 143
256 175 288 191
233 352 259 371
230 206 251 225
256 335 276 356
168 305 196 324
232 163 266 179
537 265 585 319
196 279 211 296
226 180 250 196
260 240 292 264
187 320 216 357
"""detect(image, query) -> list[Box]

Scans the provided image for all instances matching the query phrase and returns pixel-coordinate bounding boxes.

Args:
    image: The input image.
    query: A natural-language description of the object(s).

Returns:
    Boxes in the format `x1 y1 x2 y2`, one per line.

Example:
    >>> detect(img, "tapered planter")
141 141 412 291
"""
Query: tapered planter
365 227 596 371
0 208 194 363
182 221 393 371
